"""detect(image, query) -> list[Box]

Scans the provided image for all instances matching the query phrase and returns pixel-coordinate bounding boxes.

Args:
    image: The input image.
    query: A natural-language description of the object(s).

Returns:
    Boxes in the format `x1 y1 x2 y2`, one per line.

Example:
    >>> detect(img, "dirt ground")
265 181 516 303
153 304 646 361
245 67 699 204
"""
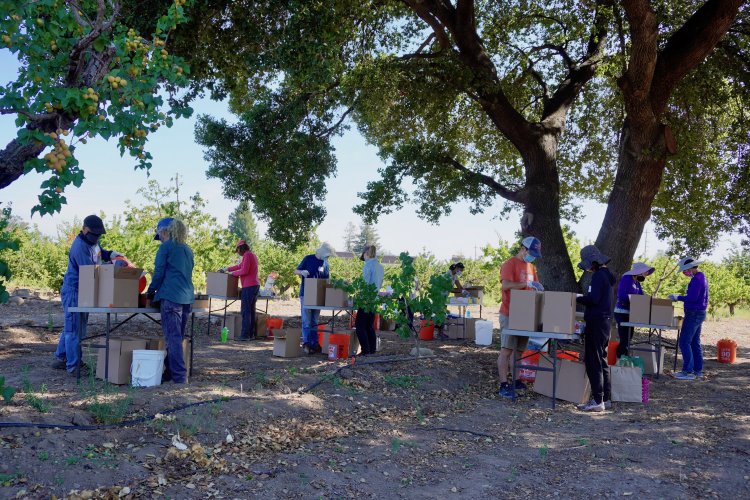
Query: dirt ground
1 289 749 499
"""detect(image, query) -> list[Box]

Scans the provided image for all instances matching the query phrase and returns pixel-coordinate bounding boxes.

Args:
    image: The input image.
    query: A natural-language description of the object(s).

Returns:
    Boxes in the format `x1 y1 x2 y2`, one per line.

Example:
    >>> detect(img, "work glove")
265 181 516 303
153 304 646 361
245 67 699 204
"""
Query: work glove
218 268 226 273
299 270 310 278
461 290 470 297
527 281 544 291
668 294 678 301
111 251 123 258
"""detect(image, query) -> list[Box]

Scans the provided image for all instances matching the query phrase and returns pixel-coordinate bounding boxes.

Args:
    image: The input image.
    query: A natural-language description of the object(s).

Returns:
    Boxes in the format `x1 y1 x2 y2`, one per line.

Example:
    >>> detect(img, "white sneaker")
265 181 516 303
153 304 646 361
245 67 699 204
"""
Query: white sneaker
673 371 696 380
577 399 605 412
604 400 612 409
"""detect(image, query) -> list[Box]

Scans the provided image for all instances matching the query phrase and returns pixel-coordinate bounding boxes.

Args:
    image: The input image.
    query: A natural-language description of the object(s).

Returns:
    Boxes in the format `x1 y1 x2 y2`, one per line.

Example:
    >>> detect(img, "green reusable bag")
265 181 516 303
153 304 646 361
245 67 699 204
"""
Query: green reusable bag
617 355 645 375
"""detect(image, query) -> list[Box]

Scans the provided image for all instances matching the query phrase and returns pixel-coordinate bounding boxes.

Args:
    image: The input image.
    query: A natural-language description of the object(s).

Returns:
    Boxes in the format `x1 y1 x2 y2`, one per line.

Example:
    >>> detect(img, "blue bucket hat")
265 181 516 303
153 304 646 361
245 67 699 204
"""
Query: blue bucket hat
154 217 174 240
578 245 611 271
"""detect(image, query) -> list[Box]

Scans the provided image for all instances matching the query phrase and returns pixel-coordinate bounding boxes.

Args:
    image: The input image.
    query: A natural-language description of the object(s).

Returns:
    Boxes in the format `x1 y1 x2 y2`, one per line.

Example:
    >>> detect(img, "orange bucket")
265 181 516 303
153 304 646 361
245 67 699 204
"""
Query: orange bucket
418 320 434 341
265 317 283 339
556 350 580 361
607 341 619 365
328 333 350 359
518 350 541 382
717 339 737 364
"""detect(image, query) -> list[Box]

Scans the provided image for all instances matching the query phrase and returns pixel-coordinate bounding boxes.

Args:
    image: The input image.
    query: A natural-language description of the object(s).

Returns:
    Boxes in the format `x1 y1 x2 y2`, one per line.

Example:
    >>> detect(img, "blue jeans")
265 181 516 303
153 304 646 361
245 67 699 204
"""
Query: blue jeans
160 299 191 383
300 297 320 347
56 285 88 372
240 285 260 338
679 309 706 373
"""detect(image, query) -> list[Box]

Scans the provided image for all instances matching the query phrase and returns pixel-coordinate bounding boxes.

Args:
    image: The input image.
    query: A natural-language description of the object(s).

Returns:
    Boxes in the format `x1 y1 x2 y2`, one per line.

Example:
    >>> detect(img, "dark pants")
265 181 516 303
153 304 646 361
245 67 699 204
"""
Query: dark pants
160 299 190 384
584 315 611 404
614 312 632 358
355 309 377 355
240 285 260 339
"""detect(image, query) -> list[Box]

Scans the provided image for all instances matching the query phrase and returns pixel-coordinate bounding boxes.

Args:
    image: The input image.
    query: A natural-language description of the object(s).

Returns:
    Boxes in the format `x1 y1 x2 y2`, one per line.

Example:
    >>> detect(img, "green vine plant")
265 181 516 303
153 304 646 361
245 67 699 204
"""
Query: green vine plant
0 206 20 304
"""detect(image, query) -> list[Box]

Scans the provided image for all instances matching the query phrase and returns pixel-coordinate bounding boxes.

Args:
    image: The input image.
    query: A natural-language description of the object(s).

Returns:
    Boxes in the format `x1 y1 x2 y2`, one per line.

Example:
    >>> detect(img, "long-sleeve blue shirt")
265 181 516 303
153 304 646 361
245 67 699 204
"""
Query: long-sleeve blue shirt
678 271 709 311
615 275 643 312
577 267 616 319
296 254 329 296
362 258 384 289
62 233 113 291
147 240 195 305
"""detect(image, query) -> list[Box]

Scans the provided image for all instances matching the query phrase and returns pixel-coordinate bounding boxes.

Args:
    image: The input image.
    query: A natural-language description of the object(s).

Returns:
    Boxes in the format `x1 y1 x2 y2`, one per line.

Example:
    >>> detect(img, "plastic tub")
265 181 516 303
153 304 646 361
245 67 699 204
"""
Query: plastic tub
418 320 435 341
475 320 493 346
131 349 166 387
607 340 619 365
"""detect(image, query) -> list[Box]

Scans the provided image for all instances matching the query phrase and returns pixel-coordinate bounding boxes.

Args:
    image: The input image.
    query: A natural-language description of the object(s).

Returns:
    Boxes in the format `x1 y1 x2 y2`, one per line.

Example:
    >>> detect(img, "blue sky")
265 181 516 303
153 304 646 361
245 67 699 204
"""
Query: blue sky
0 50 742 262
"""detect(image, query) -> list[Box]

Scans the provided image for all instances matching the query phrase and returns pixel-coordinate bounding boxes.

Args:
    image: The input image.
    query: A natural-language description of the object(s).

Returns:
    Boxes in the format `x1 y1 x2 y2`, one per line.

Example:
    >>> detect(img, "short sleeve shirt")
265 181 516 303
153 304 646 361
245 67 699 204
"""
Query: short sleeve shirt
499 256 538 316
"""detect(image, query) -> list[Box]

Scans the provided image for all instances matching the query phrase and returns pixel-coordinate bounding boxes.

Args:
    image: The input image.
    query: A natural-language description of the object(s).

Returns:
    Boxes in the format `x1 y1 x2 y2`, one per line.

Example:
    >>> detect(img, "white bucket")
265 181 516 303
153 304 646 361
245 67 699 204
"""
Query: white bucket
131 349 166 387
475 320 493 346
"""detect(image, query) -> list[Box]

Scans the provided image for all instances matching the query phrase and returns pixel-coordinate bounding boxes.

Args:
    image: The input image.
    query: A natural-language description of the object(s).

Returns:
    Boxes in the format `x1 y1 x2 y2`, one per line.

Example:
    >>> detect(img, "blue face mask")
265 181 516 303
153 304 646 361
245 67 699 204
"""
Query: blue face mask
523 254 535 263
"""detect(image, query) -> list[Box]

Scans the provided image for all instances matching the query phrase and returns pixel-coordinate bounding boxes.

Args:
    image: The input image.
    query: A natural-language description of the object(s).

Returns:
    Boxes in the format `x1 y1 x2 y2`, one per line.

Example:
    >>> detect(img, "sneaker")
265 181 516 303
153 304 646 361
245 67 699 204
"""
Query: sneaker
693 371 704 380
68 363 90 376
312 344 323 354
51 359 67 370
513 380 527 390
578 399 605 412
436 332 450 340
497 383 515 399
673 371 696 380
604 400 612 410
302 343 311 354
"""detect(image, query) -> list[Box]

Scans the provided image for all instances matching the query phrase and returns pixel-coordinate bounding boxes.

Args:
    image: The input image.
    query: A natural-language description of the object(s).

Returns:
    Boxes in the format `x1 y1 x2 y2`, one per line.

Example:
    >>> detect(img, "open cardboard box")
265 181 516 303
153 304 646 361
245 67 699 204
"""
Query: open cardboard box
93 337 148 385
508 290 543 331
541 291 577 334
206 272 239 297
79 265 142 308
273 328 302 358
533 356 591 405
303 278 329 307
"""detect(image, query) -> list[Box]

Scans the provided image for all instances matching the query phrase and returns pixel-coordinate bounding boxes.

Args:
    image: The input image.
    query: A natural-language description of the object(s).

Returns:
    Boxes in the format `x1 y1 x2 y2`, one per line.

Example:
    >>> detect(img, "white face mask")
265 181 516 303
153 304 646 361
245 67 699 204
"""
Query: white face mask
456 271 462 277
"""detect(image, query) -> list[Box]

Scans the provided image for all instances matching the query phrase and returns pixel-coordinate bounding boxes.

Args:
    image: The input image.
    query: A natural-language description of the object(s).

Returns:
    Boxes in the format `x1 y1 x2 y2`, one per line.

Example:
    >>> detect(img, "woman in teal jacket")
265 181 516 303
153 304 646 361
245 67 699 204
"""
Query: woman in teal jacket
147 218 194 384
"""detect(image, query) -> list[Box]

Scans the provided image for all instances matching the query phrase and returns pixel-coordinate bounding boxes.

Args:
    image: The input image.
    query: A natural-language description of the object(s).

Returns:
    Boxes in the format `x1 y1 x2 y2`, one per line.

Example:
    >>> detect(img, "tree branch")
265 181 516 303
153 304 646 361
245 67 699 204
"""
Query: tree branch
401 0 452 50
444 156 527 204
528 43 574 69
618 0 659 109
315 105 355 139
65 0 121 85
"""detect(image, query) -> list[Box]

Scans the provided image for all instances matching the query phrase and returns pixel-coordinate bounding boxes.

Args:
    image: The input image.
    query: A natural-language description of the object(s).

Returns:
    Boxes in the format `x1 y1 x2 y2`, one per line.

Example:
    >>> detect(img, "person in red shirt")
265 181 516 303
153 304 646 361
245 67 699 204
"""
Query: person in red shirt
497 237 543 399
221 240 260 340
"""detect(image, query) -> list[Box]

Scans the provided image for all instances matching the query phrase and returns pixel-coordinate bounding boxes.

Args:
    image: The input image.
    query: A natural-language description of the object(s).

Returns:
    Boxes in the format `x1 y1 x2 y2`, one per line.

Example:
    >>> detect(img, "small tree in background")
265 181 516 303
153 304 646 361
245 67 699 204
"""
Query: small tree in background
342 222 358 253
228 201 259 248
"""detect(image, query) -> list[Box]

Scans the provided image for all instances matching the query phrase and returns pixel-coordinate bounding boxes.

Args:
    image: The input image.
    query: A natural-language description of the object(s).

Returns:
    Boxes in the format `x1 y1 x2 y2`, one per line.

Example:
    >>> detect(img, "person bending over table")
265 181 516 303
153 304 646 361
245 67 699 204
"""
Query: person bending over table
355 245 384 356
497 236 543 399
53 215 128 376
613 262 655 358
669 256 709 381
294 242 335 354
147 218 194 384
576 245 615 412
219 240 260 341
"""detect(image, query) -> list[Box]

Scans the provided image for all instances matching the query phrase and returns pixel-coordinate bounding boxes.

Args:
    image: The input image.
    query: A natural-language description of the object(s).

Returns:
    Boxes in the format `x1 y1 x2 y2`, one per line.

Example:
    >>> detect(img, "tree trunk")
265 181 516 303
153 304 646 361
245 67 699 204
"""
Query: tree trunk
521 130 578 292
0 138 46 190
729 303 735 316
593 120 666 278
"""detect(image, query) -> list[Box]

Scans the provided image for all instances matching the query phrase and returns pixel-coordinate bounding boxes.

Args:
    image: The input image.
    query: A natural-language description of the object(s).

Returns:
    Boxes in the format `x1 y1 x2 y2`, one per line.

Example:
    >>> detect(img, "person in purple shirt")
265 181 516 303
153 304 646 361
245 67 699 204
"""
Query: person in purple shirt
669 256 709 380
613 262 655 358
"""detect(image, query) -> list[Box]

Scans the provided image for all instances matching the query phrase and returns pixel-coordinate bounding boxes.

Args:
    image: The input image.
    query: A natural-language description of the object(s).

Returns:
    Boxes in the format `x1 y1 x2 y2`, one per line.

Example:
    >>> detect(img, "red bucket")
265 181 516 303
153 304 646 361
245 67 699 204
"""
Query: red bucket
607 340 619 365
266 317 283 339
418 320 434 341
518 350 541 382
717 339 737 364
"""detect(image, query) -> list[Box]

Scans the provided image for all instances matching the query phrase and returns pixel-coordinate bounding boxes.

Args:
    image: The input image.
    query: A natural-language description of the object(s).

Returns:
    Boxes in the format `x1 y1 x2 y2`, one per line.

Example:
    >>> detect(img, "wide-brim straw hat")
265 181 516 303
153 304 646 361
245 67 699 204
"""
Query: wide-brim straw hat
624 262 655 276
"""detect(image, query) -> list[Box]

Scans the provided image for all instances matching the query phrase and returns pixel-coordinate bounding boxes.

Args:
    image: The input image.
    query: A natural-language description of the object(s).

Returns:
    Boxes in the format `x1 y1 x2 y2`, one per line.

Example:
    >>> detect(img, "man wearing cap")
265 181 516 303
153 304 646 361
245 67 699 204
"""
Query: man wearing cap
220 240 260 340
614 262 655 358
669 257 709 380
53 215 126 374
294 242 335 354
497 236 544 399
576 245 616 412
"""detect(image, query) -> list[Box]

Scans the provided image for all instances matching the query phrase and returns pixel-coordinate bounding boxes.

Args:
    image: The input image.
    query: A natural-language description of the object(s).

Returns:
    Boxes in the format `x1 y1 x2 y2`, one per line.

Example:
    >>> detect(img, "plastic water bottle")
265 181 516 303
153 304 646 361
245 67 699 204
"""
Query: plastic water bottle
466 310 472 318
221 326 229 343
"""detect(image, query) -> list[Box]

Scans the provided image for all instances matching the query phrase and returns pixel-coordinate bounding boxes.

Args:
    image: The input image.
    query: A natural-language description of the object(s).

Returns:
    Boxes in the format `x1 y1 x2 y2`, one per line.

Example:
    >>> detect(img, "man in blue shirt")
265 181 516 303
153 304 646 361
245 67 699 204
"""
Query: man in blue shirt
53 215 126 374
294 242 334 354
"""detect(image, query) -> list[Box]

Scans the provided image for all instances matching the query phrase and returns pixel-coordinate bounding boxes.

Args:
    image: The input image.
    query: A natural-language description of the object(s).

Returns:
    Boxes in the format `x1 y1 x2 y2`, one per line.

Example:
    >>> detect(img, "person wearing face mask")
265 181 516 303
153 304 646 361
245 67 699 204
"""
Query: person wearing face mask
294 242 335 354
497 237 543 399
669 257 709 381
576 245 616 412
613 262 655 358
146 218 195 384
53 215 126 374
355 245 384 355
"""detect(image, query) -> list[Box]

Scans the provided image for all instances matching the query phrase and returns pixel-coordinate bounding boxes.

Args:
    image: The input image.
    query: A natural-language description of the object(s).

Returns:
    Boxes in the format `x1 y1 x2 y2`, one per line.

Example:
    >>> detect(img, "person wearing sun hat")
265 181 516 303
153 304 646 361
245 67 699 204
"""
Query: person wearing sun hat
220 240 260 340
53 215 127 375
669 256 709 380
576 245 616 412
613 261 655 358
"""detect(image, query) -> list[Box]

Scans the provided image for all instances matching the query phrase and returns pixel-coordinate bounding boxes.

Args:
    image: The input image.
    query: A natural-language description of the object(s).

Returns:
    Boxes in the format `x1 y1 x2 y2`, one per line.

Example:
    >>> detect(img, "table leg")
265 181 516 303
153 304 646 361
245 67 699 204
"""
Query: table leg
76 312 83 382
673 326 681 372
511 350 518 401
551 340 558 410
656 329 662 379
105 313 111 382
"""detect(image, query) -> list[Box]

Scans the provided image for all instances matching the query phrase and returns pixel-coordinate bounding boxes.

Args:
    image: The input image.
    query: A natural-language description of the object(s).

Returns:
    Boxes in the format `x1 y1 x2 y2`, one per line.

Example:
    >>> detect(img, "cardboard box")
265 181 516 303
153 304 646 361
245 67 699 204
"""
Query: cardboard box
96 337 148 384
224 314 242 339
541 291 577 334
629 294 651 324
256 311 268 338
78 265 99 307
464 317 477 340
193 294 209 310
632 344 665 375
324 287 349 308
206 272 239 298
273 328 302 358
446 321 464 339
146 338 192 379
303 278 328 306
97 265 142 308
508 290 544 331
455 286 483 299
533 356 591 405
650 298 674 327
379 318 396 332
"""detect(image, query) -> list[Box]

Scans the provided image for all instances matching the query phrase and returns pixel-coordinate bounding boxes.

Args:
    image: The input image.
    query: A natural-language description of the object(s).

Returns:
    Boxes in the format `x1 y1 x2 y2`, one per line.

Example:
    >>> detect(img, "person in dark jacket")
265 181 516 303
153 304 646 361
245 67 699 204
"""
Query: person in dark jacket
147 218 194 384
613 262 655 358
669 256 709 380
576 245 616 412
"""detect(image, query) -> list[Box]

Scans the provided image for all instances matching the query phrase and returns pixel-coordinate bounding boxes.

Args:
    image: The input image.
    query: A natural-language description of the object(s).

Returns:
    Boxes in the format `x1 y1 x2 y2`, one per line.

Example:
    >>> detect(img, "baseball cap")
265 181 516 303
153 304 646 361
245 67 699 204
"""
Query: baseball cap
154 217 174 240
522 236 542 259
83 215 106 235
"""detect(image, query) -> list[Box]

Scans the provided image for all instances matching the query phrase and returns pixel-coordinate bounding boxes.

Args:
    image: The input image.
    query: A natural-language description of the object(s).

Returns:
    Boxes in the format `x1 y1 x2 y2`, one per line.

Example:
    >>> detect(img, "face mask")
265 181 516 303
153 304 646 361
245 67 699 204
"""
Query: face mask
83 233 100 245
523 254 535 263
682 270 693 277
456 271 462 277
636 276 645 282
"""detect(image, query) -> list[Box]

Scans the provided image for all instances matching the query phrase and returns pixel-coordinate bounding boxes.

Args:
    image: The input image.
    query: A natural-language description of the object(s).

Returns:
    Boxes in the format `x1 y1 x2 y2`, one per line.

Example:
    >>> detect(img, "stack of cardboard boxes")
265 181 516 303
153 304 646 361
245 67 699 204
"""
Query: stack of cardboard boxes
78 264 143 308
302 278 350 308
93 337 191 385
